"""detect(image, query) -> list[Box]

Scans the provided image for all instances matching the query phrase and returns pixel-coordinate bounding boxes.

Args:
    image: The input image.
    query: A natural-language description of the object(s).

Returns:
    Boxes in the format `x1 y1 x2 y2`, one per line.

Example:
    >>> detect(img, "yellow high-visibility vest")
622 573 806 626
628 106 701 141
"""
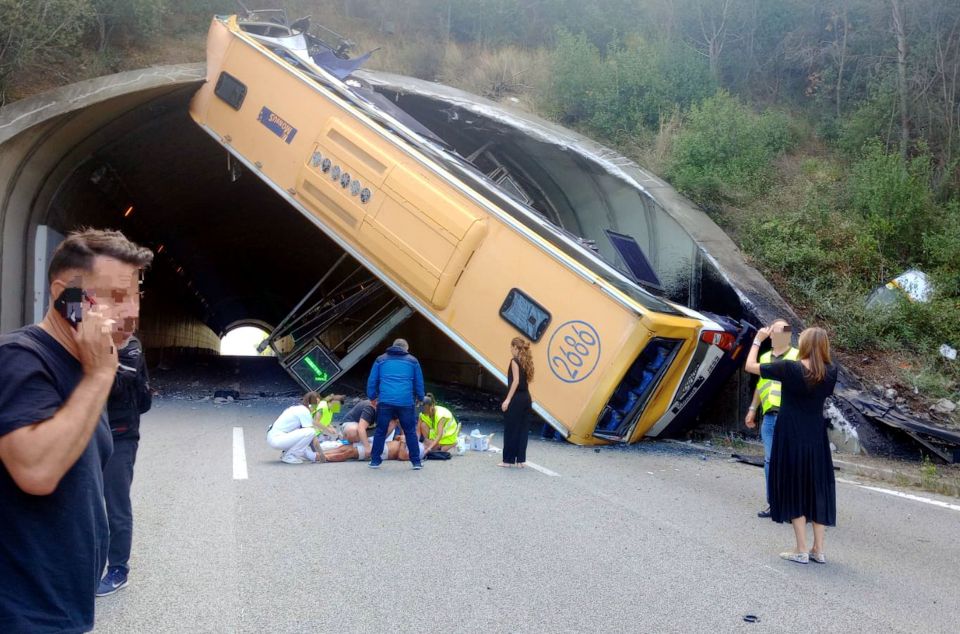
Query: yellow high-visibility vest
419 405 460 444
757 347 799 414
313 401 335 427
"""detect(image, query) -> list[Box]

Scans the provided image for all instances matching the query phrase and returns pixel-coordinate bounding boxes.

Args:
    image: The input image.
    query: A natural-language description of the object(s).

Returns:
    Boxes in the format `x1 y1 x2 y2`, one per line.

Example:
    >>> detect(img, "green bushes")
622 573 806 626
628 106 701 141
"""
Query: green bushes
665 91 799 205
923 201 960 296
848 142 938 263
538 30 714 142
89 0 166 50
0 0 92 101
742 149 960 379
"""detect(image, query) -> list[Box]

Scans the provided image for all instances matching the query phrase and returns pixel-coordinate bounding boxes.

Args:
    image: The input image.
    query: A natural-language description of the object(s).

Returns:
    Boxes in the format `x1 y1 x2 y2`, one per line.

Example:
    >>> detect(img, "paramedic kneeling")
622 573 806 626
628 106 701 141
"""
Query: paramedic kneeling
418 394 460 454
267 392 328 464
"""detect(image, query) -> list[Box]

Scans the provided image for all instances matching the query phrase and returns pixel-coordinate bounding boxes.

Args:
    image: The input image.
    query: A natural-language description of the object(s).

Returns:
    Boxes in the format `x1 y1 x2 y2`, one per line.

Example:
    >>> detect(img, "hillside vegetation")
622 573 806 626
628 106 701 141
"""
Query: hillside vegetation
2 0 958 422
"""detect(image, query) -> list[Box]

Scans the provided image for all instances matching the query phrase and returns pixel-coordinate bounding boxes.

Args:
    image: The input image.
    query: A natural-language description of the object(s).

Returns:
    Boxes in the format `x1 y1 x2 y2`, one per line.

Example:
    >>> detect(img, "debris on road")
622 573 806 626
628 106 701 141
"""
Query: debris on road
866 269 933 310
931 399 957 415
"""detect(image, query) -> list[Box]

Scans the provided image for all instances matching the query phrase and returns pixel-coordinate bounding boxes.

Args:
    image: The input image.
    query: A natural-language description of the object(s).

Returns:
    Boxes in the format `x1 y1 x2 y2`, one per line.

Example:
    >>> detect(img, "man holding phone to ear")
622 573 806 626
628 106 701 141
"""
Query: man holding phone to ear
745 318 799 519
0 229 152 633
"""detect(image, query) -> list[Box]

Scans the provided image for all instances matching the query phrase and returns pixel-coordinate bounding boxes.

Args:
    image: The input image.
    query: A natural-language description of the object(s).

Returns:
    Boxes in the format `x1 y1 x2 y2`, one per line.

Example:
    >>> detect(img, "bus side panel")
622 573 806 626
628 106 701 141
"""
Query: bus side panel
297 143 382 232
357 217 441 301
322 119 392 188
435 220 650 441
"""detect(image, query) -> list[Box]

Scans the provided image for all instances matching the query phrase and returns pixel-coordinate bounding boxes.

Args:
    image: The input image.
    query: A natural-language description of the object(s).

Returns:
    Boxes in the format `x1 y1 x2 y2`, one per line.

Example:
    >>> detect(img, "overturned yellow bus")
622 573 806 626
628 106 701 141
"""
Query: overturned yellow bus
189 13 754 445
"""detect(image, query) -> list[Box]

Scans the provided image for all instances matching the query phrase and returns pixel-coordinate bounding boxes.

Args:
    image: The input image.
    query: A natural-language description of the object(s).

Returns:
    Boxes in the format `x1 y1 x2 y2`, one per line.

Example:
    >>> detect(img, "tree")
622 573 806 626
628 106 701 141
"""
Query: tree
890 0 910 158
89 0 165 51
0 0 91 104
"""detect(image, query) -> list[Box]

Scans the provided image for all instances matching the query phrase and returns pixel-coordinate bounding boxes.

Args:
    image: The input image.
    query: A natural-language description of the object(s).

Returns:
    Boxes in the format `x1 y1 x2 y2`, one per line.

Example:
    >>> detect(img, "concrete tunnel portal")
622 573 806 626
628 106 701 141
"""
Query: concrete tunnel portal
0 65 482 386
1 63 813 433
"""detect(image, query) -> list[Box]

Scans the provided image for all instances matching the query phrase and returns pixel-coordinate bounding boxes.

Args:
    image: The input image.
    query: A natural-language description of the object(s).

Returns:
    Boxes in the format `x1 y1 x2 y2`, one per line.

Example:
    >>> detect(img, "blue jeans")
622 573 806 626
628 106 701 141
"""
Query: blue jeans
103 437 138 569
761 412 778 505
371 403 419 465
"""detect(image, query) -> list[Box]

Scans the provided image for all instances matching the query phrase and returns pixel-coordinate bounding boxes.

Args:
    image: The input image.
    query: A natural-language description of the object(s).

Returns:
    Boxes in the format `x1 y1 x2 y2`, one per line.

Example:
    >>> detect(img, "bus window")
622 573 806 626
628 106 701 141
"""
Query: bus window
594 338 682 440
499 288 551 342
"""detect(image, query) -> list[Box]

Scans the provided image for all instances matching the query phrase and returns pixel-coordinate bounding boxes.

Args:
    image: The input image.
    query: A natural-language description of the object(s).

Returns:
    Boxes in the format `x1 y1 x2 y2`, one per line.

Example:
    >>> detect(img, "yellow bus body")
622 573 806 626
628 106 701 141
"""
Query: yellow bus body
189 16 717 445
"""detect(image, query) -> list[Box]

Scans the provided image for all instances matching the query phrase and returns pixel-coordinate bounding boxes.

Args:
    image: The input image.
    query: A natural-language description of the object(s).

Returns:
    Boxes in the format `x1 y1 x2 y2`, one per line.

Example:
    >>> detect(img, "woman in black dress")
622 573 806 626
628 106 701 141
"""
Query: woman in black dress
499 337 534 468
745 326 838 564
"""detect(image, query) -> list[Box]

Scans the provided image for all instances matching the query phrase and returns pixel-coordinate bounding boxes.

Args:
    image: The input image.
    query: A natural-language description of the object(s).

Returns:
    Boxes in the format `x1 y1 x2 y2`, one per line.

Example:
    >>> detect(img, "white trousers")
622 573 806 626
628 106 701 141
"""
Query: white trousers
267 428 315 459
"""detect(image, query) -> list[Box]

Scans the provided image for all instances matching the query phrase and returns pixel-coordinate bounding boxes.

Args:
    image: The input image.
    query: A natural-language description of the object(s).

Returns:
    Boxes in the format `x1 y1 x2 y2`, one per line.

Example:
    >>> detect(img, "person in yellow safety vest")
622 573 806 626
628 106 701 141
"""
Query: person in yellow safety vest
310 393 346 443
418 393 460 454
745 319 799 518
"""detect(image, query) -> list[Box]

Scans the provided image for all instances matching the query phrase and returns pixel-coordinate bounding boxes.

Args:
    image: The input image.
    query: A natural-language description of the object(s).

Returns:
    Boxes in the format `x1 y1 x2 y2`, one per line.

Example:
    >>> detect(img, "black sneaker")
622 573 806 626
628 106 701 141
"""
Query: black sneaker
757 507 772 518
411 462 423 470
96 566 128 597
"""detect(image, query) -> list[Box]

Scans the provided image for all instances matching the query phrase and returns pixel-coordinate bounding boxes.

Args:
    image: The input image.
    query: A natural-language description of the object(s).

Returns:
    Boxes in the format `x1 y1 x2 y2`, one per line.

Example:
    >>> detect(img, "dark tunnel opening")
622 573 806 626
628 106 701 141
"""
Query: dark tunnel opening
30 83 500 395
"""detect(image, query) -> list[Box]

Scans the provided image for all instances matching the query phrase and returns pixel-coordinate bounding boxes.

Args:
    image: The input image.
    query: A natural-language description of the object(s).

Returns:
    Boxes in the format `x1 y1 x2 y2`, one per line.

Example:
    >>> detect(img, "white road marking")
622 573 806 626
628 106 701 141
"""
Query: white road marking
488 444 560 476
525 461 561 477
233 427 248 480
837 478 960 512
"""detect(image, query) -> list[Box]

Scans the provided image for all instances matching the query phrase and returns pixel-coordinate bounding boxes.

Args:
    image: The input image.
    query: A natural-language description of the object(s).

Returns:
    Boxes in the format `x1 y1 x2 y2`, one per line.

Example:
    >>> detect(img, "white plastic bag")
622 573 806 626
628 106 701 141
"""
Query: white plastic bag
469 428 492 451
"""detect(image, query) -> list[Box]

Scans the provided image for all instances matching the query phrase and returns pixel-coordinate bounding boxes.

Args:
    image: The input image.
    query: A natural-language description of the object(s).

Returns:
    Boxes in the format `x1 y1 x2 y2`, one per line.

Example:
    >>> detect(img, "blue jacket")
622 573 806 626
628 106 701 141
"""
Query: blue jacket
367 346 425 406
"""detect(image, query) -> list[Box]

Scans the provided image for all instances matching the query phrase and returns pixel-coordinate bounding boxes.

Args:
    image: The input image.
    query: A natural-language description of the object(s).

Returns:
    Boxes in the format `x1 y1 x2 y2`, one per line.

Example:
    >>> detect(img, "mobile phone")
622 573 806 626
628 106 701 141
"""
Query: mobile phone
54 287 87 330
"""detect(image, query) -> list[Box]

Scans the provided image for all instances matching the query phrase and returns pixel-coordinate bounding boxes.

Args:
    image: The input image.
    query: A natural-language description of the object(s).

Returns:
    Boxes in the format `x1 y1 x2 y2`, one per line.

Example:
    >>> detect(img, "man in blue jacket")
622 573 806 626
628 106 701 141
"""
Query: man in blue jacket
367 338 425 469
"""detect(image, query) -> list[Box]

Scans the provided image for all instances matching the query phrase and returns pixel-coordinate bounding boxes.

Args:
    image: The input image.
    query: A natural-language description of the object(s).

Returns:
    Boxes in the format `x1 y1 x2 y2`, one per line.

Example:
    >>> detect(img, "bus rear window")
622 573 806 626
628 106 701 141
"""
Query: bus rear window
594 338 681 438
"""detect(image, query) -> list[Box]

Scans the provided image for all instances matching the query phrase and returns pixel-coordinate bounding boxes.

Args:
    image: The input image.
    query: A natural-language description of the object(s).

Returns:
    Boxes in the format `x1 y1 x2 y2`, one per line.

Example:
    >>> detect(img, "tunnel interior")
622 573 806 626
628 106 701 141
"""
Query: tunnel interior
6 80 500 389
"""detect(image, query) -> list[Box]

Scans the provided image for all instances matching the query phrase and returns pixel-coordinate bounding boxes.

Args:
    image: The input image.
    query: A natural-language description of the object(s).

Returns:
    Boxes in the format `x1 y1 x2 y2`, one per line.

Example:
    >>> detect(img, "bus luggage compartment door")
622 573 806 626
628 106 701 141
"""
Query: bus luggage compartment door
358 164 487 310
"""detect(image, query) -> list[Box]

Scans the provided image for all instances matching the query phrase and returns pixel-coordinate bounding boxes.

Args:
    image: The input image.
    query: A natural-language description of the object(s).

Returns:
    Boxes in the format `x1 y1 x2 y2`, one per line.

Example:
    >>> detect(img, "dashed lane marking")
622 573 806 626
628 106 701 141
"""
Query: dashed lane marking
233 427 248 480
488 444 560 477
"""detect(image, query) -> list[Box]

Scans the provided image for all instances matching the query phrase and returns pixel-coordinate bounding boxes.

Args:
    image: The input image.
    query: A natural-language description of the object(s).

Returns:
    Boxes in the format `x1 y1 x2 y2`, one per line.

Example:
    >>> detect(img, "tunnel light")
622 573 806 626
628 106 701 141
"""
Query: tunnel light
124 206 134 217
157 244 165 254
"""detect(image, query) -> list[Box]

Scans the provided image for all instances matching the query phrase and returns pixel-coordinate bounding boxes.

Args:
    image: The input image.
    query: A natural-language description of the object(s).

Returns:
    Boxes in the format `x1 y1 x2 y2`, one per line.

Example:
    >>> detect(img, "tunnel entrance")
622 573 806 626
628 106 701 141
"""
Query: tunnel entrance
220 325 272 357
0 72 495 396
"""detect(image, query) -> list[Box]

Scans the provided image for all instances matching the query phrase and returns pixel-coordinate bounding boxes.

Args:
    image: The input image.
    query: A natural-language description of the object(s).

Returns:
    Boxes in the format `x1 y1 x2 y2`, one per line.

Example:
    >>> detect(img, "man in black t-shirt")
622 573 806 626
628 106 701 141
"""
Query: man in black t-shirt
339 398 401 457
0 229 153 633
339 398 379 456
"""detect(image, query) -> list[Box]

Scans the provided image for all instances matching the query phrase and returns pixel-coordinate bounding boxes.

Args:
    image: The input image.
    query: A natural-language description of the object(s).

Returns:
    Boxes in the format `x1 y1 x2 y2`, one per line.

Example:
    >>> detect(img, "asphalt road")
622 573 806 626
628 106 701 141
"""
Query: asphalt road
93 398 960 633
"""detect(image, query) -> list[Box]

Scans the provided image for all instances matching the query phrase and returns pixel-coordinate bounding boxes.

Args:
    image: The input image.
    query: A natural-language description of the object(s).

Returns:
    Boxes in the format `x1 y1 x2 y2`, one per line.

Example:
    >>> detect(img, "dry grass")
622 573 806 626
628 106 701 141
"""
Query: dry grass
363 33 547 105
4 32 207 102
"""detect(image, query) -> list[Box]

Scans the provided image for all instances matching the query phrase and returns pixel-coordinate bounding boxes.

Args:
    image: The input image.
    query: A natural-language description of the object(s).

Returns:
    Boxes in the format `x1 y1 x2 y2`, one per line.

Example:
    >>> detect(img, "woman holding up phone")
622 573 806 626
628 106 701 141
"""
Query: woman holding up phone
745 326 838 565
